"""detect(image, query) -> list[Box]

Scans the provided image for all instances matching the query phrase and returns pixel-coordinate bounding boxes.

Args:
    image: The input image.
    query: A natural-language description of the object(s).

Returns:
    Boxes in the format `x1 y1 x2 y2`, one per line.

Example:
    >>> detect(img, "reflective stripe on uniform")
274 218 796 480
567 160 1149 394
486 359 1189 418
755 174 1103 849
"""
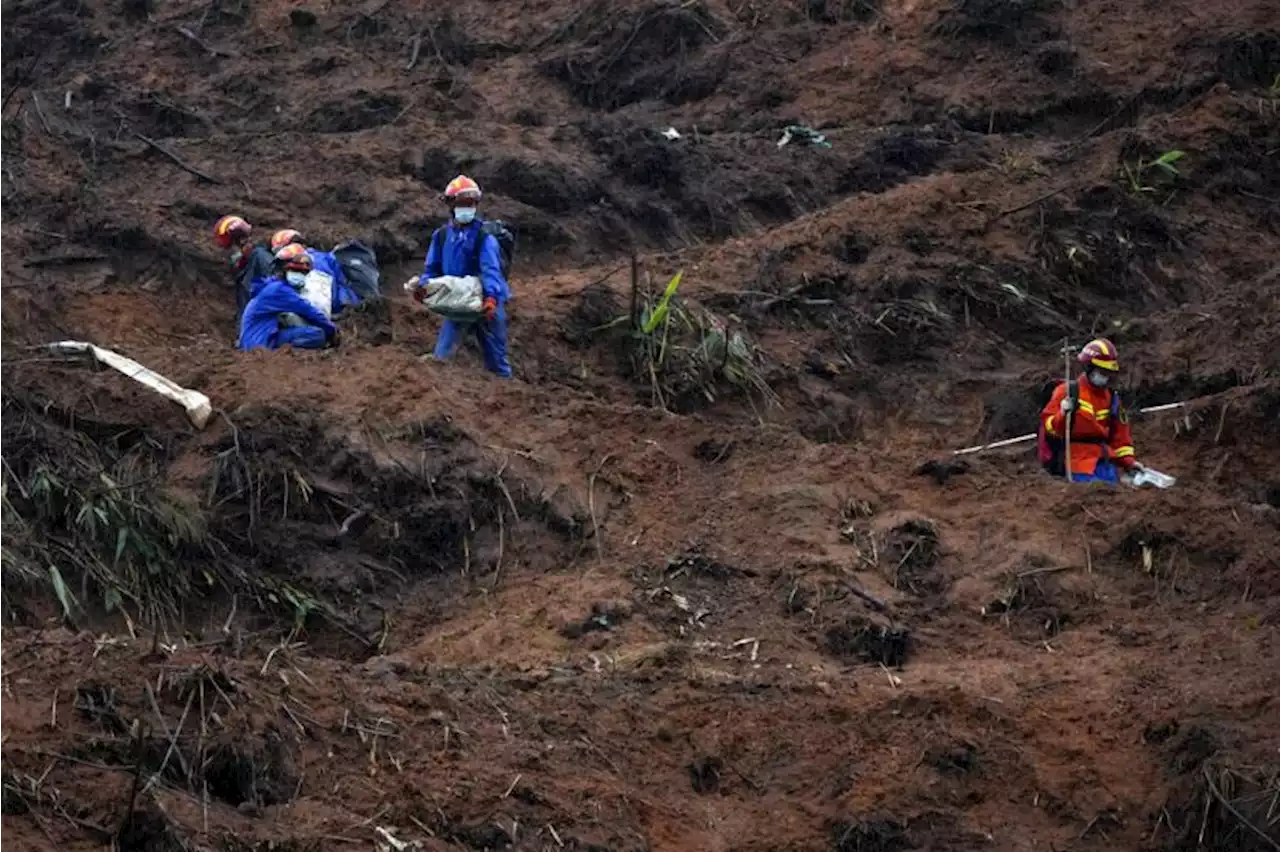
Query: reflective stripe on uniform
1113 445 1135 458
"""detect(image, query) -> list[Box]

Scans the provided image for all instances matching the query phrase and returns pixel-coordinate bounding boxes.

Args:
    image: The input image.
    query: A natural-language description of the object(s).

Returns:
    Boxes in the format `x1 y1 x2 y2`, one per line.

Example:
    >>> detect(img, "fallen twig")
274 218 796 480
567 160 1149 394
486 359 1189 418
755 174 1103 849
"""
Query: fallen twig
143 685 195 792
491 506 506 592
1201 767 1280 851
406 30 423 70
134 133 222 184
847 582 888 613
1017 564 1071 579
30 92 53 135
587 454 615 564
174 24 229 57
115 724 148 841
990 184 1072 222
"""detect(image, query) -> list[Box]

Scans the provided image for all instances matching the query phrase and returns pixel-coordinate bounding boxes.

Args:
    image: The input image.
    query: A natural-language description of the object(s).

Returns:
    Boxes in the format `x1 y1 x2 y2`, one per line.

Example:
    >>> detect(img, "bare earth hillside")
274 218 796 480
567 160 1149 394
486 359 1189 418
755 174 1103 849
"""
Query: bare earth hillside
2 1 1278 850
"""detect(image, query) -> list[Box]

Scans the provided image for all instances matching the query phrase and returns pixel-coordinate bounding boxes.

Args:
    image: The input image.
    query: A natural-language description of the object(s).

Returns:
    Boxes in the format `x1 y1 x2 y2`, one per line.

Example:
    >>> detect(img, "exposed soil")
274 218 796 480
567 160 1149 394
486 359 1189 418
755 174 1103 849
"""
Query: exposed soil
3 0 1280 850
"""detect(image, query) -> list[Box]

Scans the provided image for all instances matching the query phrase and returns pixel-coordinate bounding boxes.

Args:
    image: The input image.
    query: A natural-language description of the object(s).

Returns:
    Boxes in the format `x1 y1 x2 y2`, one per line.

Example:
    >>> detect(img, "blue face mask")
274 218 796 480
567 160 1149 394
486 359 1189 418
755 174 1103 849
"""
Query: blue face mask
453 207 476 224
286 271 308 287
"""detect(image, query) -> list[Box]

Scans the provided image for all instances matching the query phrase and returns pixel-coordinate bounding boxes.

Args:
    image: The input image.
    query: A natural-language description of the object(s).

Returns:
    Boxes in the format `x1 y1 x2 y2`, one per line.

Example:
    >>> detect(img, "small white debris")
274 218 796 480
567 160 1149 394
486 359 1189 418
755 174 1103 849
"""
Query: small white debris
661 127 681 140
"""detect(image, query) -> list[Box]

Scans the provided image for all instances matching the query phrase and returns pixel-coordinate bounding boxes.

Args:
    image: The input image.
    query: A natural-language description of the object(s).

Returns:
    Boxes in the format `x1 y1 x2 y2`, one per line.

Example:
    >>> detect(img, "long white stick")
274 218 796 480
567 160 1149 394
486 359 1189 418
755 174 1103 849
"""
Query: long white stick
952 401 1191 457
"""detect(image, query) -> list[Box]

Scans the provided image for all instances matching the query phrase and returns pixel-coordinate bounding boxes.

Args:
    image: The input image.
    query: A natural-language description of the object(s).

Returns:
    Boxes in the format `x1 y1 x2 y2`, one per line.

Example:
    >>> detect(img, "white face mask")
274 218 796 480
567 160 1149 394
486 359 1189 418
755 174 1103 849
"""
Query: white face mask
453 207 477 224
286 271 307 287
1089 370 1111 388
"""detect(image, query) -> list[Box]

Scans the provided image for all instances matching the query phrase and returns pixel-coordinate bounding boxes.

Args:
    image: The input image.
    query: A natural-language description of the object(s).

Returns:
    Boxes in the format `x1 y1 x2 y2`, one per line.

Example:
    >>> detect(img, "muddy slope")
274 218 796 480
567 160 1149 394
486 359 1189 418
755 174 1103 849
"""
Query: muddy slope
3 0 1279 851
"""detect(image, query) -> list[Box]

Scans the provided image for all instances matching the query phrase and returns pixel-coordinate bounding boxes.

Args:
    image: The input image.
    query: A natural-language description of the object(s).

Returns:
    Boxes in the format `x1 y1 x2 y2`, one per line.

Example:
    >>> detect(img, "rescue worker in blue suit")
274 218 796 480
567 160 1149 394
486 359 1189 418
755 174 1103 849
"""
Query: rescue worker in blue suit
270 229 361 315
420 175 512 378
238 245 339 352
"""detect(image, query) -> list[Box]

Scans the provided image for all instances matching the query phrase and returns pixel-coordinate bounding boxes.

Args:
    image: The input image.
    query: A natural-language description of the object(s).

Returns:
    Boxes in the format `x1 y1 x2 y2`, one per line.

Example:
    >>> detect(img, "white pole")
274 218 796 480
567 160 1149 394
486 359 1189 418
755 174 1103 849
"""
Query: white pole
951 400 1193 457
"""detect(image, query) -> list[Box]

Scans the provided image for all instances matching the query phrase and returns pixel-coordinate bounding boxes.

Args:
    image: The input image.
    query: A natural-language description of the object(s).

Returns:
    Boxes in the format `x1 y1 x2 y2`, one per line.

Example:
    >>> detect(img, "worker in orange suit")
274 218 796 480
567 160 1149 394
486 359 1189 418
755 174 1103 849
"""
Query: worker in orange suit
1037 338 1143 484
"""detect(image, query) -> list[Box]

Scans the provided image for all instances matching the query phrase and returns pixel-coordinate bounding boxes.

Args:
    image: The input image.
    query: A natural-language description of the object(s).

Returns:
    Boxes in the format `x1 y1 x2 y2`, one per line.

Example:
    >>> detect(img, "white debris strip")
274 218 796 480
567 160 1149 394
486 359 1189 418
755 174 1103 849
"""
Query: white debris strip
374 826 424 852
46 340 212 429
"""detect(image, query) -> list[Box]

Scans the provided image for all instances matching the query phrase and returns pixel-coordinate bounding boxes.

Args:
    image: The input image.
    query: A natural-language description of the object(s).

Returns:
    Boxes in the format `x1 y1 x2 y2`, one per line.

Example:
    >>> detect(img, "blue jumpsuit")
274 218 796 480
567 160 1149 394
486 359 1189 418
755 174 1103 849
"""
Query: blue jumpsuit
238 279 337 351
422 220 511 378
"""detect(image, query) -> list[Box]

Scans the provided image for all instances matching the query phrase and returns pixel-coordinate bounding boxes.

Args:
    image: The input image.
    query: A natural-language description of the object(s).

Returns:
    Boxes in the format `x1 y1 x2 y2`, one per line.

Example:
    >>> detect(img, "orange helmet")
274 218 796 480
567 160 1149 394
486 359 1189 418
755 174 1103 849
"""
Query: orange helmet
1078 338 1120 372
443 175 482 201
213 215 252 249
274 243 313 272
270 228 304 252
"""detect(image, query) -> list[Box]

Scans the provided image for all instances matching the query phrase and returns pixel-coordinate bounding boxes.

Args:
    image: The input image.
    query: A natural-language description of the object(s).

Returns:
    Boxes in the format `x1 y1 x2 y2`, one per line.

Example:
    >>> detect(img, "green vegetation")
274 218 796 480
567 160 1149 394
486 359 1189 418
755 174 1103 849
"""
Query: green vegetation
1122 149 1186 195
598 268 780 413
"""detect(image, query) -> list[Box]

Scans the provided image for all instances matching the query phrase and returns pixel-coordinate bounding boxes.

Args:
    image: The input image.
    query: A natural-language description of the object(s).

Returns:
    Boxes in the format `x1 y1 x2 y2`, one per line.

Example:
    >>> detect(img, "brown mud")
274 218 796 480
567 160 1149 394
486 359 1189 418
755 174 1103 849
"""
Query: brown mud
3 0 1279 850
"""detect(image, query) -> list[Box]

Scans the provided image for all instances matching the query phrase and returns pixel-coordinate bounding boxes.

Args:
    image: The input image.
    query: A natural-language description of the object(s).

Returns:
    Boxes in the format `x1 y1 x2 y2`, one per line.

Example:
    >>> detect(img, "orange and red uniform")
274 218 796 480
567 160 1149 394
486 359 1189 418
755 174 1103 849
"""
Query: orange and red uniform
1040 376 1136 477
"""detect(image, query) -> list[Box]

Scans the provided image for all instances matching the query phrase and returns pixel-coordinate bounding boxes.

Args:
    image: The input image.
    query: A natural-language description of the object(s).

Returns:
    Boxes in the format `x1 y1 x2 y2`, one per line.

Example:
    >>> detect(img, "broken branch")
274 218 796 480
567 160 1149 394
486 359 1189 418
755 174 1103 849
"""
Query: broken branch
134 133 222 184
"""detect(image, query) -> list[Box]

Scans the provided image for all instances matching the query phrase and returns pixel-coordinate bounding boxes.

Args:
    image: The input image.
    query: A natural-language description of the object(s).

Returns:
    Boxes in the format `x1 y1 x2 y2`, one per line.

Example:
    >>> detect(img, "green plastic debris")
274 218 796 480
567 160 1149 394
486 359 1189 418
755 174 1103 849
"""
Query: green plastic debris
777 125 831 149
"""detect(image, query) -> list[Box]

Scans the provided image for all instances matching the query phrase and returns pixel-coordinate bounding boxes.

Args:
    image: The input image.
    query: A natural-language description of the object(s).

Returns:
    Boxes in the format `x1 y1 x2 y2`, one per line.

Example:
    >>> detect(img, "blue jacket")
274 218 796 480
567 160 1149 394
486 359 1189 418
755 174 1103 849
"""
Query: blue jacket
306 248 360 312
423 220 509 303
238 279 337 351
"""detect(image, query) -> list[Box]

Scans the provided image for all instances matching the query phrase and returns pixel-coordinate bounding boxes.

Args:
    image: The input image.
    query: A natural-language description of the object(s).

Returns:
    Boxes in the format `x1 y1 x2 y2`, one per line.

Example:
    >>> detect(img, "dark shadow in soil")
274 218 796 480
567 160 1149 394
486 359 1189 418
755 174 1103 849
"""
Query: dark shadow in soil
836 131 950 194
824 616 912 667
1216 31 1280 87
688 755 724 793
925 741 980 775
980 383 1046 442
306 90 405 133
930 0 1060 47
203 737 296 807
118 803 187 852
881 519 943 596
1033 185 1188 310
539 0 732 110
805 0 881 24
830 818 910 852
983 557 1081 640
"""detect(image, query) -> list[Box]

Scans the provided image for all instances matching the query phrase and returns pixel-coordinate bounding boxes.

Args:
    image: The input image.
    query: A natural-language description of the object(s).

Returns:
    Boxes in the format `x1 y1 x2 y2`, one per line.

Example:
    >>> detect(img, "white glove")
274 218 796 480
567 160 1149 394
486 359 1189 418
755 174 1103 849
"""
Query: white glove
402 275 421 292
1060 397 1074 414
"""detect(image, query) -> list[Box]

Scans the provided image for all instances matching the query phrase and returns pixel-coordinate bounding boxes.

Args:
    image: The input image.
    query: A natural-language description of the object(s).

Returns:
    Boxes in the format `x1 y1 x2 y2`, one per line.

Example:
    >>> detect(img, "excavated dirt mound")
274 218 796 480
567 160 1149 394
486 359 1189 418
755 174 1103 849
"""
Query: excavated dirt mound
4 0 1280 850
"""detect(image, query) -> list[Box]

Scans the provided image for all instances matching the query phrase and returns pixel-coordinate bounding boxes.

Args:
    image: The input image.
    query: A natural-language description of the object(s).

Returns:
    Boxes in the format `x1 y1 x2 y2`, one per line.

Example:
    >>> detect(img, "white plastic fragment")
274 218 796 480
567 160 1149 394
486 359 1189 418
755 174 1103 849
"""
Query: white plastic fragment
46 340 213 429
374 826 423 852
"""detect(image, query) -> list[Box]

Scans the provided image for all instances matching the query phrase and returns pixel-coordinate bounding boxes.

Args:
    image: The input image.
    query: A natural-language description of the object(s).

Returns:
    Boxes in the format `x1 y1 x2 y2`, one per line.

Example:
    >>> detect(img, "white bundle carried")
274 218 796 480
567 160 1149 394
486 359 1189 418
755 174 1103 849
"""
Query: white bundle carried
405 274 483 322
280 270 335 327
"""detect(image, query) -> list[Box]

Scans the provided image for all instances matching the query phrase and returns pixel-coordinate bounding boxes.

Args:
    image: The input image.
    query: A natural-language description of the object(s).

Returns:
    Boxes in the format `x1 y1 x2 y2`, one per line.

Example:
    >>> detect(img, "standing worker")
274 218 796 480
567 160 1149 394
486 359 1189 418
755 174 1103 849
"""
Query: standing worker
1038 338 1144 484
419 175 513 378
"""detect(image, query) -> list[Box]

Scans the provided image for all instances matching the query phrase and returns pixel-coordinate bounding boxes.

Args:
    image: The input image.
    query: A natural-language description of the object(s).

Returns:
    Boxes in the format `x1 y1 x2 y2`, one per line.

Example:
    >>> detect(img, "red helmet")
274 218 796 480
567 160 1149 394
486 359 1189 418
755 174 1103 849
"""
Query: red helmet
1078 338 1120 372
274 243 313 273
443 175 482 201
270 228 304 252
213 215 252 249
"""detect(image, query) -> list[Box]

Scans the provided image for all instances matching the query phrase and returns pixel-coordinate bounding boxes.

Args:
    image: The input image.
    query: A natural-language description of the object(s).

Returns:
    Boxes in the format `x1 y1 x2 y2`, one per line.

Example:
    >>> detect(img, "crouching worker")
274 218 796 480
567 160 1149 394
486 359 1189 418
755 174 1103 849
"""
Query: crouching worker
238 245 339 352
420 175 512 378
1038 338 1143 484
214 215 275 321
270 228 361 315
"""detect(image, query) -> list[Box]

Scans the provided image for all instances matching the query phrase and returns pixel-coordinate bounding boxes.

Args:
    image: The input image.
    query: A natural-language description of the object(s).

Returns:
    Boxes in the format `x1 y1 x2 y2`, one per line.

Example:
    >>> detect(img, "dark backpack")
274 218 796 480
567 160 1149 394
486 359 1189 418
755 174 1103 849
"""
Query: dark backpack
429 219 515 281
1036 380 1121 476
331 239 382 301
